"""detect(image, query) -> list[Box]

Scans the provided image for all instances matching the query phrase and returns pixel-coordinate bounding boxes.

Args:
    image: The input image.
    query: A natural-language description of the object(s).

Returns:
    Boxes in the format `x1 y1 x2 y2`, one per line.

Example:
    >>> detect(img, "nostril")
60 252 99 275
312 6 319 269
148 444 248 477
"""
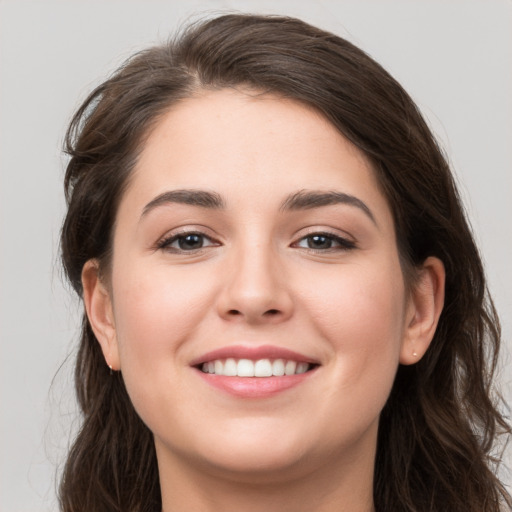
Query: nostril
223 308 283 320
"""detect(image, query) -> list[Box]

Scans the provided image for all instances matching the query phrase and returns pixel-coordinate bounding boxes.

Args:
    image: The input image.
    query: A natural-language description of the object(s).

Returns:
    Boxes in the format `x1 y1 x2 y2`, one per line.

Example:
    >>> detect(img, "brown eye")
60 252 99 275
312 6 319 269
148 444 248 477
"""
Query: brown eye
158 231 218 253
295 233 356 251
306 235 333 249
178 234 204 250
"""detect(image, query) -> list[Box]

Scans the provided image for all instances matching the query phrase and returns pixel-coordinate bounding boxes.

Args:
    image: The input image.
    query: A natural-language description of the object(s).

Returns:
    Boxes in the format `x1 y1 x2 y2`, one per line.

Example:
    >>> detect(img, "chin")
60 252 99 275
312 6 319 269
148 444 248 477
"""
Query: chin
157 420 316 482
196 443 312 483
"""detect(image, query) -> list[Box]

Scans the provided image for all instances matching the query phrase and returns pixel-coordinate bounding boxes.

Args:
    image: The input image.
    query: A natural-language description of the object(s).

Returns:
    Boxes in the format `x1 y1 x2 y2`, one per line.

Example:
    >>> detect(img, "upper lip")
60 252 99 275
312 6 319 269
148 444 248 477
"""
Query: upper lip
189 344 320 366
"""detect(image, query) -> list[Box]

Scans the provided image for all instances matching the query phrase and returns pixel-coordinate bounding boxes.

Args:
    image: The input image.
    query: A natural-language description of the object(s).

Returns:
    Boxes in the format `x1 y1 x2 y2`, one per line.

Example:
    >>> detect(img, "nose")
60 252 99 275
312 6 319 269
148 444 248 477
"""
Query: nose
216 243 294 325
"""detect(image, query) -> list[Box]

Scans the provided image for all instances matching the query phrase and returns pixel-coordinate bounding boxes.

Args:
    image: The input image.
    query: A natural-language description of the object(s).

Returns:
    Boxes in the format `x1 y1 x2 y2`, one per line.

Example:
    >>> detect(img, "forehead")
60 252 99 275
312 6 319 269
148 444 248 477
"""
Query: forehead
119 88 393 230
142 88 366 164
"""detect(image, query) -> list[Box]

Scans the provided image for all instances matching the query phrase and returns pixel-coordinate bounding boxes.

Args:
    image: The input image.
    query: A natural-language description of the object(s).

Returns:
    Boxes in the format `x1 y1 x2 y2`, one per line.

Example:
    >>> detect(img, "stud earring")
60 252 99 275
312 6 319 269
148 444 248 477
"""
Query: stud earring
412 351 418 357
108 363 113 375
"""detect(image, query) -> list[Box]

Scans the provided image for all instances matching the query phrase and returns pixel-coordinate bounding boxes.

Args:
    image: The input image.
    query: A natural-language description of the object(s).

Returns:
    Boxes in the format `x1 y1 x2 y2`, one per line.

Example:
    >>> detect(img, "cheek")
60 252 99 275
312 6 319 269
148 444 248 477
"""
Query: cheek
110 262 214 374
109 261 221 425
302 258 406 343
299 260 406 410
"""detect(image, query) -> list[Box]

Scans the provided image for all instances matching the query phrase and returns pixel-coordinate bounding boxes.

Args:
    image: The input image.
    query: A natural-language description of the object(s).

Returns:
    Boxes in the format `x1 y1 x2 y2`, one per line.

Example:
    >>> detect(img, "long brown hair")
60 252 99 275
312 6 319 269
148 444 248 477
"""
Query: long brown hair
59 14 511 511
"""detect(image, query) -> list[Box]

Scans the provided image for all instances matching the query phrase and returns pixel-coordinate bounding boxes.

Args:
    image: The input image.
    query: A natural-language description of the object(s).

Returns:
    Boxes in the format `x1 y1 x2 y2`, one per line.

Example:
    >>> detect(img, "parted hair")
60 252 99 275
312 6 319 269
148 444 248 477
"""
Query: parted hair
59 13 511 511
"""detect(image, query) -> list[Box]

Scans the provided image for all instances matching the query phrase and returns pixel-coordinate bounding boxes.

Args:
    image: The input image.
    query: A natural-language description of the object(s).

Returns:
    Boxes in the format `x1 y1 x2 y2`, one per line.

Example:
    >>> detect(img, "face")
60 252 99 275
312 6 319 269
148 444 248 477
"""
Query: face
87 89 430 482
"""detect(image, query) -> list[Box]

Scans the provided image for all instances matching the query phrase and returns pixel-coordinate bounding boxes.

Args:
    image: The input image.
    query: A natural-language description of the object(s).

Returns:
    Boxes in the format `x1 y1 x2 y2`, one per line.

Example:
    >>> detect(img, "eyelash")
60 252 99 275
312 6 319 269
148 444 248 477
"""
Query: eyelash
156 230 356 254
156 230 219 253
293 231 356 252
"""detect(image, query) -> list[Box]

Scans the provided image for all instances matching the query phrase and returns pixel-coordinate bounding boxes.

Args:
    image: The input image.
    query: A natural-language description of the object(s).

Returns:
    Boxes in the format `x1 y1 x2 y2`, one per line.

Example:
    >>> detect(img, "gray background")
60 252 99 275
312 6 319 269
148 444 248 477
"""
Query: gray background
1 1 511 510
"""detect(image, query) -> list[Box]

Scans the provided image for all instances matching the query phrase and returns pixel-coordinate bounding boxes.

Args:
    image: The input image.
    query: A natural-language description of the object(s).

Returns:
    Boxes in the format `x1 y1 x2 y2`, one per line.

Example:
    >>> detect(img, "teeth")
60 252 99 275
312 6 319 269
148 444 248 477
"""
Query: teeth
296 362 309 374
237 359 254 377
272 359 285 376
224 358 237 376
200 358 312 377
254 359 272 377
284 360 297 375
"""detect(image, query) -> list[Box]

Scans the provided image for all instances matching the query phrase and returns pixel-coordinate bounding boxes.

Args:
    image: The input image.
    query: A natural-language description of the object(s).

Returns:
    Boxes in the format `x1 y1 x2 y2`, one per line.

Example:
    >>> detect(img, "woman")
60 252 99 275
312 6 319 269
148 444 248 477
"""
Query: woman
59 14 511 512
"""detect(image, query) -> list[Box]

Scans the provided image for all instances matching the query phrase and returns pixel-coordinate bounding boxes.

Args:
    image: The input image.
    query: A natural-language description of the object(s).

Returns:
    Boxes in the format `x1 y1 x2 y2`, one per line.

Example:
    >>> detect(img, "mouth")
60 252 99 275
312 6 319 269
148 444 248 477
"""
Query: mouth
198 358 315 377
190 345 319 398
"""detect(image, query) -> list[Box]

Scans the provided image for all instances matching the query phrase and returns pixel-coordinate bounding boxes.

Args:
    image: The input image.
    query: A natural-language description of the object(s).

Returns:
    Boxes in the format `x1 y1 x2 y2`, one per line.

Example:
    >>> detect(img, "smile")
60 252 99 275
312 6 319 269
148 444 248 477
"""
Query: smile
201 358 312 377
191 345 319 398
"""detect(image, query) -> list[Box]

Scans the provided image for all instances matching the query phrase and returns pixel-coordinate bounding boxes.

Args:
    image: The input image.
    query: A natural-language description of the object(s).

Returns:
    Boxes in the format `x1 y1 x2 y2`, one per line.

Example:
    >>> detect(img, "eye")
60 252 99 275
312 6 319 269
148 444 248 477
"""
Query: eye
294 232 356 251
157 231 218 253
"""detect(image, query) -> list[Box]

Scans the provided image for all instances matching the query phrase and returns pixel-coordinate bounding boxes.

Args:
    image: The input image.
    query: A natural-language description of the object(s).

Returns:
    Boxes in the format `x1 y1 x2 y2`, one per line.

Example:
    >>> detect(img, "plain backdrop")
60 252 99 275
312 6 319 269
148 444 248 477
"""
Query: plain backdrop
1 1 511 510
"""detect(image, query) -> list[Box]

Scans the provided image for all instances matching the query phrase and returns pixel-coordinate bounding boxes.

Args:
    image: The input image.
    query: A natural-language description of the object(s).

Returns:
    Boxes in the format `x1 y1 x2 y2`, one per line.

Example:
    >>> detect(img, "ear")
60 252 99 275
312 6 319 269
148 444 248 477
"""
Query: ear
81 259 120 371
400 256 445 365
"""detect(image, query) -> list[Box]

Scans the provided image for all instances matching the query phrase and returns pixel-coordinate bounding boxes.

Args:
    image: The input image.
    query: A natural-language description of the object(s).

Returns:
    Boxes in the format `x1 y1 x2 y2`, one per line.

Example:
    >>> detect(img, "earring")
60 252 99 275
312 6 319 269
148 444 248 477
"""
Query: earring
108 363 113 375
412 351 418 357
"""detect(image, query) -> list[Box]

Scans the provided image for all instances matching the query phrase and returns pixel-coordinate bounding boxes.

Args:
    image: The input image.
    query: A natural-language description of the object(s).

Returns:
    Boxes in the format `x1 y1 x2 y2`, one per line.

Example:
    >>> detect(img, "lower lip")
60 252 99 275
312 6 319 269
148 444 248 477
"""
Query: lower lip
195 369 316 398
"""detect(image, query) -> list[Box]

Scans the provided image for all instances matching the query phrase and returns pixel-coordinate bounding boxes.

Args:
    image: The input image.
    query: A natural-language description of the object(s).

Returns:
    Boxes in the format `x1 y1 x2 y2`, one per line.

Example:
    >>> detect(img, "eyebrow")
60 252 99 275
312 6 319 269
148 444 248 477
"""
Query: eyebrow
141 188 376 225
280 189 376 225
141 189 225 217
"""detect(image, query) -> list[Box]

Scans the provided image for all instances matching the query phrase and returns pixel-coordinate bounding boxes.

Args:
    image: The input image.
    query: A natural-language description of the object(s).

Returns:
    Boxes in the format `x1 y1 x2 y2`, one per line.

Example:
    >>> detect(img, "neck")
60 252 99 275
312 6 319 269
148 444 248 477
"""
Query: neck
157 440 376 512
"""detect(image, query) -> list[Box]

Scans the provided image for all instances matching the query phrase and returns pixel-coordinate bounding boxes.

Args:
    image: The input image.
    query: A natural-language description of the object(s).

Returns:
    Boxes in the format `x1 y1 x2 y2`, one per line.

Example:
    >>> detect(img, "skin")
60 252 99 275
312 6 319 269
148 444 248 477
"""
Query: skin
83 89 445 512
